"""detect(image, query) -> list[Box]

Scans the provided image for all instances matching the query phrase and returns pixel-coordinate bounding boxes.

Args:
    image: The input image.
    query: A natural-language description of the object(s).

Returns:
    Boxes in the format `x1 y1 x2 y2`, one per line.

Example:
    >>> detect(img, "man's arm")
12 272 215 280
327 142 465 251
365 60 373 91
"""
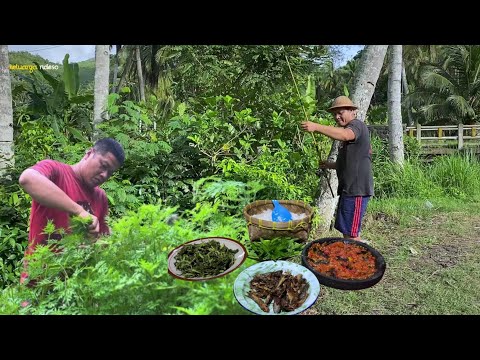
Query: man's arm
301 121 355 141
19 168 100 234
19 169 85 215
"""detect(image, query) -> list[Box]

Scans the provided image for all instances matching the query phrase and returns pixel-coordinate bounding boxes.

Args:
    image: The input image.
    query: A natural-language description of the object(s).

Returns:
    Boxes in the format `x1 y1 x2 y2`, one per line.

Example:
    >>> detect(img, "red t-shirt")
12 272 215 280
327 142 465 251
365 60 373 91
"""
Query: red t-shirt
25 159 109 255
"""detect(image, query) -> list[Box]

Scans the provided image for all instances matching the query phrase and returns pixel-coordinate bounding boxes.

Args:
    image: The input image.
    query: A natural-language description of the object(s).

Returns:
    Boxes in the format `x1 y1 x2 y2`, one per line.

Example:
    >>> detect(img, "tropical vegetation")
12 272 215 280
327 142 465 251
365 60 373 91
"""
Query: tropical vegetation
1 45 479 314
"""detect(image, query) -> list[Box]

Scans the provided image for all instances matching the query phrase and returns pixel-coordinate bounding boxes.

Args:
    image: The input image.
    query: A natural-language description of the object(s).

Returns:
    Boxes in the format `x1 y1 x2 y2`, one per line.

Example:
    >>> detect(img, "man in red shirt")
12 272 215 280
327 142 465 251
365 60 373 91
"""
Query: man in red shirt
18 138 125 284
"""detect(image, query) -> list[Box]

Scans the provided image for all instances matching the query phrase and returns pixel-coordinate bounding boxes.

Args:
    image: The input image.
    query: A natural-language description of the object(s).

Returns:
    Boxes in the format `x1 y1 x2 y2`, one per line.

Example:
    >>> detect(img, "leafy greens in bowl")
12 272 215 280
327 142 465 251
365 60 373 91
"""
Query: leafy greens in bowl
167 237 247 281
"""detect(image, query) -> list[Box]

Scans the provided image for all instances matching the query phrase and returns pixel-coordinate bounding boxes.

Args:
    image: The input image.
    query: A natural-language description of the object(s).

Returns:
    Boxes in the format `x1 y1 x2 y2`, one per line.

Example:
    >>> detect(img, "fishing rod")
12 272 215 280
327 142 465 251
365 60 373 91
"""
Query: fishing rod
283 49 335 198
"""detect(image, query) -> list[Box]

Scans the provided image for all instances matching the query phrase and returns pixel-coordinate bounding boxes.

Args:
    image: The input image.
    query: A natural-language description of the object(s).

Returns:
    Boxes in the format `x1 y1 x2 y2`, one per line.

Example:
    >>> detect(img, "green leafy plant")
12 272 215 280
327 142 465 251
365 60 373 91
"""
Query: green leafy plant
69 215 93 238
0 203 251 315
174 240 238 278
246 237 304 261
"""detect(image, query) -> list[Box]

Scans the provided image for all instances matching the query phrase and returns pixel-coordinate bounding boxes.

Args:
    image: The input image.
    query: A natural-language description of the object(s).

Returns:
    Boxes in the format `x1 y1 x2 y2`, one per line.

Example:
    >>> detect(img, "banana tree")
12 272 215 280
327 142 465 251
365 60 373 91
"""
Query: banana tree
16 54 94 142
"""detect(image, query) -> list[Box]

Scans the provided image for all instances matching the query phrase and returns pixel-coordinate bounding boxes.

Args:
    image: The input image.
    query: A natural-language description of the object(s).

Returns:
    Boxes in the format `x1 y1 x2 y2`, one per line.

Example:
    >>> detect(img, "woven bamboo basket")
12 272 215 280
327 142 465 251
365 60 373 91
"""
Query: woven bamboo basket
243 200 314 242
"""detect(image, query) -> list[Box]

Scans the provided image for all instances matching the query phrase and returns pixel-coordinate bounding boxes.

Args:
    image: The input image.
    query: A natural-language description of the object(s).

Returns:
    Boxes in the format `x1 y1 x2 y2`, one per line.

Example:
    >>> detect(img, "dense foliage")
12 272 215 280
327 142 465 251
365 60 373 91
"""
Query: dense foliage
2 45 480 314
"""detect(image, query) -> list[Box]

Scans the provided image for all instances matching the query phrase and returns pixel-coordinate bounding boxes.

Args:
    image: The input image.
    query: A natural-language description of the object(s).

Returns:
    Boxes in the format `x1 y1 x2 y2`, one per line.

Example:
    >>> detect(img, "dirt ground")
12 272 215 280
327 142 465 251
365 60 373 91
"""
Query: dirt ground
300 209 480 315
372 211 480 269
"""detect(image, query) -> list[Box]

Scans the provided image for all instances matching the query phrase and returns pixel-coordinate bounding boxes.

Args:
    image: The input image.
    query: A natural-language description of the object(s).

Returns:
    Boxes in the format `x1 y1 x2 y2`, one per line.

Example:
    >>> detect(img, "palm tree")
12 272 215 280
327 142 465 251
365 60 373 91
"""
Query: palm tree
111 45 122 94
403 45 442 85
93 45 110 140
0 45 14 174
135 45 145 102
395 45 443 125
387 45 404 164
406 45 480 125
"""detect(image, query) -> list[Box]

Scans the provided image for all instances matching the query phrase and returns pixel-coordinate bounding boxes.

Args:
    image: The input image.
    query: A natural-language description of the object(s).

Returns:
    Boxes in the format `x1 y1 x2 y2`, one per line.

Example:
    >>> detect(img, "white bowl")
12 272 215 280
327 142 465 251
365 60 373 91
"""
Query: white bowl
233 260 320 315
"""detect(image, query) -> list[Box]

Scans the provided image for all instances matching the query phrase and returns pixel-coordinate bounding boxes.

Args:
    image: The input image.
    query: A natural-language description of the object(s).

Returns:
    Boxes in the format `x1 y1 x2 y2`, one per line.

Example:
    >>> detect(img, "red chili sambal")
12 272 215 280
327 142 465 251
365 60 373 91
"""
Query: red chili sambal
307 242 376 280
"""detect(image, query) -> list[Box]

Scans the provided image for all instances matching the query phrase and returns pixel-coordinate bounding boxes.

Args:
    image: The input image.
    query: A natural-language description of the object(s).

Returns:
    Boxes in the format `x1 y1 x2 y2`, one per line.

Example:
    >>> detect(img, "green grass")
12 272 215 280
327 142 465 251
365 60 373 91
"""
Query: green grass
302 196 480 315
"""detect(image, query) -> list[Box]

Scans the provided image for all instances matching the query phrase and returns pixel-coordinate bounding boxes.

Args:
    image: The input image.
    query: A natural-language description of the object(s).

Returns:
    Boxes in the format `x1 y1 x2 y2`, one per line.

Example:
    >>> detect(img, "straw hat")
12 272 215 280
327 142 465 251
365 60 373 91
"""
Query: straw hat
328 96 358 112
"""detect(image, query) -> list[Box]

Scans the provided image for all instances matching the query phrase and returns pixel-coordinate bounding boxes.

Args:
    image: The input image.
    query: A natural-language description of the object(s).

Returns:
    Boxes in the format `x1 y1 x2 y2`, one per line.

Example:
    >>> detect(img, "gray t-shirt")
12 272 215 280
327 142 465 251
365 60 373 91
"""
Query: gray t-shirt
335 118 374 196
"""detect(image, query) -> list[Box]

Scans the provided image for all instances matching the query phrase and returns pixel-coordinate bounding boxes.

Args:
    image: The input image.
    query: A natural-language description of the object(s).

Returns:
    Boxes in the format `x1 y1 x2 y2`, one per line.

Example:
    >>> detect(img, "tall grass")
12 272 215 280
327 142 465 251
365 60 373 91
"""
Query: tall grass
372 137 480 200
374 160 442 199
429 152 480 199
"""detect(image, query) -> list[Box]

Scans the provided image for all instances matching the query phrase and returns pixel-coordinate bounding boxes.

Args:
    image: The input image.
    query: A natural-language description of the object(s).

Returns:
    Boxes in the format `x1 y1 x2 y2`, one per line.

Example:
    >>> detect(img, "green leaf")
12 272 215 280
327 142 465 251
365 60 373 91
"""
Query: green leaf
69 95 94 104
247 238 303 261
107 194 115 205
63 54 80 99
33 61 61 90
67 127 86 142
9 192 19 206
177 102 186 116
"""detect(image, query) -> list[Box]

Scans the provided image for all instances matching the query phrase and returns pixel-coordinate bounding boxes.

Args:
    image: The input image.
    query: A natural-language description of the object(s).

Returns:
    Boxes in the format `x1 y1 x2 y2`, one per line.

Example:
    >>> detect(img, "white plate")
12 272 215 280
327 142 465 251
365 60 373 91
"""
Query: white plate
233 260 320 315
167 237 247 281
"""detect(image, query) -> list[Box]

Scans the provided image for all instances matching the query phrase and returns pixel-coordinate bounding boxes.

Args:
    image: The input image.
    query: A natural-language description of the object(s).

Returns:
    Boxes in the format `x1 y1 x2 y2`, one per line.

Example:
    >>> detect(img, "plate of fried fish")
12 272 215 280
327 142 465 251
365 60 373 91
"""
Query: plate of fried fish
233 260 320 315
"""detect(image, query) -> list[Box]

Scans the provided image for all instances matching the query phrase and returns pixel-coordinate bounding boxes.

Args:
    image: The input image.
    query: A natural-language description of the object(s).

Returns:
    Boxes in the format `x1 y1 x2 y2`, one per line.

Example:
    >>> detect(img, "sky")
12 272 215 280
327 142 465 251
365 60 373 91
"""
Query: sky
8 45 364 66
8 45 97 63
335 45 364 67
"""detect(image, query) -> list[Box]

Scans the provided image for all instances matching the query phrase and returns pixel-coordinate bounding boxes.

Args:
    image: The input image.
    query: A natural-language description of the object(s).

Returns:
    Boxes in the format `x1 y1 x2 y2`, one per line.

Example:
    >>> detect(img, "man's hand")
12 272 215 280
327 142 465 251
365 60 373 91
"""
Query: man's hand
78 209 100 237
301 121 319 132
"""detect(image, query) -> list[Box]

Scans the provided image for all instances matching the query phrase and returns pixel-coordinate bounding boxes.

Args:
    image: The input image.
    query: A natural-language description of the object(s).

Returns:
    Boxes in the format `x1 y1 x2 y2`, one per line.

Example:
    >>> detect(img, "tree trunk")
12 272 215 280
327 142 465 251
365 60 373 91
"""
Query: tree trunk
388 45 405 165
135 45 146 102
111 45 121 94
93 45 110 141
314 45 388 233
0 45 14 175
401 62 414 127
117 50 133 92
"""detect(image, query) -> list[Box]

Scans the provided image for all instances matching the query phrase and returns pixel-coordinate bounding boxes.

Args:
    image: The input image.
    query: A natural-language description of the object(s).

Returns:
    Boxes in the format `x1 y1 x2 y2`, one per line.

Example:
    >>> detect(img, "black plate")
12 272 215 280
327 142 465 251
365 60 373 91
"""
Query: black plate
301 238 386 290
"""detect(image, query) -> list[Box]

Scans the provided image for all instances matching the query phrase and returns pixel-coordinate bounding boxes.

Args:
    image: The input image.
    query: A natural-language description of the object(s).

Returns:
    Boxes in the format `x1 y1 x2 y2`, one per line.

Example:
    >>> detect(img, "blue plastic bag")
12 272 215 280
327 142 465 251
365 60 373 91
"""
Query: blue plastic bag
272 200 292 222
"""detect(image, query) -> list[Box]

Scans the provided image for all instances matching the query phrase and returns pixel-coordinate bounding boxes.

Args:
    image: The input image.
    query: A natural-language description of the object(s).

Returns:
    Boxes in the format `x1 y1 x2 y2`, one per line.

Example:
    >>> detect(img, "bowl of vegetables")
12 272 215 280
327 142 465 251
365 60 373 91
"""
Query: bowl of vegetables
167 237 247 281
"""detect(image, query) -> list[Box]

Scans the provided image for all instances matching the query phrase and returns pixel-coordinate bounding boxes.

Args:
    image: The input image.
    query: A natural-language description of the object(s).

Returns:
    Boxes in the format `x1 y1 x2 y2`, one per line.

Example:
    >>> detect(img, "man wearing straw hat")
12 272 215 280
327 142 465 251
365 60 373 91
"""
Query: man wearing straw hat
301 95 373 241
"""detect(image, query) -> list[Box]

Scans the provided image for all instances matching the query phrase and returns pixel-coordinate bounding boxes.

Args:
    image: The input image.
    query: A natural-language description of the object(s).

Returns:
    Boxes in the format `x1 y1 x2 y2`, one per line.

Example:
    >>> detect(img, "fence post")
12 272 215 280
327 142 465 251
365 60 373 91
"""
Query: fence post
416 123 421 142
458 123 464 150
473 127 477 138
